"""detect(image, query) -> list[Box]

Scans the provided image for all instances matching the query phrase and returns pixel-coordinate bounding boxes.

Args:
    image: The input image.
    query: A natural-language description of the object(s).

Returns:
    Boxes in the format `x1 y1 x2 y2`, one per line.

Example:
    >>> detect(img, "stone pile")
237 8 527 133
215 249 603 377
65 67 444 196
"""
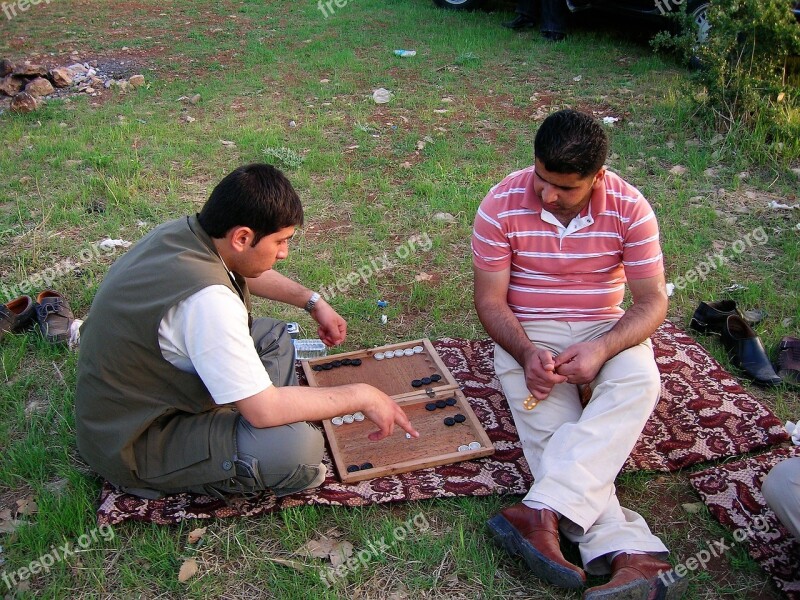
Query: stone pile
0 58 146 113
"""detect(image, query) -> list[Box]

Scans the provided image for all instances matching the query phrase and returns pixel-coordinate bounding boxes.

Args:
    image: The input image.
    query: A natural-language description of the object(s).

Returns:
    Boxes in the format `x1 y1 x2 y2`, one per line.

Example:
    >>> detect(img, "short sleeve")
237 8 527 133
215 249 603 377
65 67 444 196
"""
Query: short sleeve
159 286 273 405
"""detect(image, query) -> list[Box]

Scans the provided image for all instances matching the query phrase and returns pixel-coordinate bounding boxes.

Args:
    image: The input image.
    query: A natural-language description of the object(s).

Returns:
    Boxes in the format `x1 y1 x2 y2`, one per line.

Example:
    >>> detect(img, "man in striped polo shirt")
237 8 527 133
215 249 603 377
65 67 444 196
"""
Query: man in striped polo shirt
474 110 685 599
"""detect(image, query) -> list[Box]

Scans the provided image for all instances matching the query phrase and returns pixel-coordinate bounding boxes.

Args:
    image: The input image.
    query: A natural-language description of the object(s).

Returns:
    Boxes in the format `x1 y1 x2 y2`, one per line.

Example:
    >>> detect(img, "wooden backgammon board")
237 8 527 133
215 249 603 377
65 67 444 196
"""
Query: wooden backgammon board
302 338 495 483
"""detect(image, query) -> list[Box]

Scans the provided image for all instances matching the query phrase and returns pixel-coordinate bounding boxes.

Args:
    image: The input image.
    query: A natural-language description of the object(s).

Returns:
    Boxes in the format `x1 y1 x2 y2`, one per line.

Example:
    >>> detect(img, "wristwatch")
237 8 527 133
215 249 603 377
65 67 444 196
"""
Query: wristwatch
304 292 321 313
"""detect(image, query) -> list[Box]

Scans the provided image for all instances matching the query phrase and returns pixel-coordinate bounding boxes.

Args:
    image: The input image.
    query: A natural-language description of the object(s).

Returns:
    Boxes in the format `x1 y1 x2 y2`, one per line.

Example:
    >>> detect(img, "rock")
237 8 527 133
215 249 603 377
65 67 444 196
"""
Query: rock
0 59 14 77
49 67 73 88
0 75 24 96
189 93 201 105
24 77 54 97
682 502 704 514
66 63 88 75
10 92 39 113
128 74 145 88
433 212 456 223
13 62 47 77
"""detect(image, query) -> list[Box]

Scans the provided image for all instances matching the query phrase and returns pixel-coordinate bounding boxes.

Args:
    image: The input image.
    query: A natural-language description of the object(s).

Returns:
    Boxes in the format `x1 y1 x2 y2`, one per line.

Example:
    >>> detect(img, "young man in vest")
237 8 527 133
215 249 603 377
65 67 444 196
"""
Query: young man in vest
76 163 417 499
472 110 686 599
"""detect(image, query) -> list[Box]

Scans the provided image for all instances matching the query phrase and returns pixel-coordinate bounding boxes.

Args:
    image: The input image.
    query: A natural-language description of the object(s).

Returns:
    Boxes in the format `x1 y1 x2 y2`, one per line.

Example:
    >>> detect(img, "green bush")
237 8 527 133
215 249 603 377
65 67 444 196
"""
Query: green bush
654 0 800 163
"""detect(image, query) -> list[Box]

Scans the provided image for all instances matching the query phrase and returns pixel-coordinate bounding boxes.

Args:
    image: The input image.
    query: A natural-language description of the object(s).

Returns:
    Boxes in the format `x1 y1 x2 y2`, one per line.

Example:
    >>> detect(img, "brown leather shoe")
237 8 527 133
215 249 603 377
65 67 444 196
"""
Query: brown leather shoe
777 336 800 385
0 295 36 342
35 290 74 344
487 503 585 589
584 553 688 600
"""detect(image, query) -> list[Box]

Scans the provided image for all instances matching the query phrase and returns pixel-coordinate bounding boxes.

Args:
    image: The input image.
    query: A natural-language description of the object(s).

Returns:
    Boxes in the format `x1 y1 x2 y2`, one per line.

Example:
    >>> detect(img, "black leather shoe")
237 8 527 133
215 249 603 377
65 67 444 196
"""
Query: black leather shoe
541 30 566 41
721 315 782 387
503 14 537 29
689 300 743 335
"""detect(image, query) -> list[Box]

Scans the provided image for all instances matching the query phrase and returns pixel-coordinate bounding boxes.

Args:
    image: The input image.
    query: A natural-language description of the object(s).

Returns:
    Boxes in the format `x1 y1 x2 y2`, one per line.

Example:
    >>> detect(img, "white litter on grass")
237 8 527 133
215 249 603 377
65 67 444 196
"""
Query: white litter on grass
99 238 132 250
768 200 797 210
786 421 800 446
372 88 393 104
602 116 620 125
665 283 675 297
68 318 83 350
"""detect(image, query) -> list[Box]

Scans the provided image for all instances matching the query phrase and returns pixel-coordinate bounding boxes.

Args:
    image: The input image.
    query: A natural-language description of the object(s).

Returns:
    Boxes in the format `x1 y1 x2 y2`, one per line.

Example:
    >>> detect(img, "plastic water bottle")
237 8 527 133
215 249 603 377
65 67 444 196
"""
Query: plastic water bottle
394 50 417 58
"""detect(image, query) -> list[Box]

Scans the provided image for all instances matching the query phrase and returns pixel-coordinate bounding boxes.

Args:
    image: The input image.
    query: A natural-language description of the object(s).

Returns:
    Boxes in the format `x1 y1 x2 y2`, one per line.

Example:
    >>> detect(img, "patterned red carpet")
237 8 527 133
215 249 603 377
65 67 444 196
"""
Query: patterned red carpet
690 446 800 600
96 320 787 526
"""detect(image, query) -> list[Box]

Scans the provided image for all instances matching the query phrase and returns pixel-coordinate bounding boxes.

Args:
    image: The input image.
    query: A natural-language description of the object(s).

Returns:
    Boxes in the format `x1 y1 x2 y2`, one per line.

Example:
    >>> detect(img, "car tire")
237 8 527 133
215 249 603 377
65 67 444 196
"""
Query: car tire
433 0 484 9
687 0 711 44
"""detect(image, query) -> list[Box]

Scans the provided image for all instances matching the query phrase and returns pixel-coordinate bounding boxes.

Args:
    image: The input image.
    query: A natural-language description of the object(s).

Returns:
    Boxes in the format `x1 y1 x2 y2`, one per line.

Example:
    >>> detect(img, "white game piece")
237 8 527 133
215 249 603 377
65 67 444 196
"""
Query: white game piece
385 350 395 358
343 414 355 424
457 445 470 452
403 348 414 356
331 417 343 426
468 441 482 450
405 433 412 439
374 352 385 360
353 412 365 421
413 345 423 353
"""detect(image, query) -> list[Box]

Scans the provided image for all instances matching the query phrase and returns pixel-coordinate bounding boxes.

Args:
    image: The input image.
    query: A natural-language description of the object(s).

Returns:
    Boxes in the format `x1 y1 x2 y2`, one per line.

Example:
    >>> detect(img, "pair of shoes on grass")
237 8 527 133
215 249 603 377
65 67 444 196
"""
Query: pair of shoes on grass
689 300 788 387
0 290 74 344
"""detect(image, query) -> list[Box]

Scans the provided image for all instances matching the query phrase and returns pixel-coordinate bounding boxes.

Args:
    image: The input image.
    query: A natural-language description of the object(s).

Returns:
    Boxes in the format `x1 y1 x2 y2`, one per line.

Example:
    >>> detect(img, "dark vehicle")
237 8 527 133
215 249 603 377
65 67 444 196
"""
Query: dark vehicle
433 0 710 41
434 0 800 42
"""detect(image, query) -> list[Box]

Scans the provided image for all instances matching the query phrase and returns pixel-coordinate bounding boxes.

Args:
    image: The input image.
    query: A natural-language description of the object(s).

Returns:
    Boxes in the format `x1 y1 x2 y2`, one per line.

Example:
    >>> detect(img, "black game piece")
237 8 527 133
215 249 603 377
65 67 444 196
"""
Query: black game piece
430 374 441 382
322 363 333 370
435 399 447 409
346 464 360 473
332 360 342 368
443 417 455 426
351 358 362 366
454 414 466 423
341 358 352 366
312 365 323 371
360 462 373 470
445 397 457 406
421 377 432 385
425 403 437 411
411 379 423 388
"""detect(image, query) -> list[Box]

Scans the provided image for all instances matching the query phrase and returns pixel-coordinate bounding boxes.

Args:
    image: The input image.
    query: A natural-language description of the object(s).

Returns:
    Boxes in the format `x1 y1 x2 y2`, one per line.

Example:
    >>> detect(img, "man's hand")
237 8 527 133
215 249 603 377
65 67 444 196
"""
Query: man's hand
553 340 608 384
523 346 568 400
311 299 347 346
360 385 420 441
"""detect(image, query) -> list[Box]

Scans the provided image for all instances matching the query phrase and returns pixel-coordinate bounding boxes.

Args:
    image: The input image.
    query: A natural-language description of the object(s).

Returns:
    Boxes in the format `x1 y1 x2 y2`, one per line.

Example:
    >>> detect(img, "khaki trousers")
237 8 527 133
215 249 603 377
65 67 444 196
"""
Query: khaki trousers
494 319 668 574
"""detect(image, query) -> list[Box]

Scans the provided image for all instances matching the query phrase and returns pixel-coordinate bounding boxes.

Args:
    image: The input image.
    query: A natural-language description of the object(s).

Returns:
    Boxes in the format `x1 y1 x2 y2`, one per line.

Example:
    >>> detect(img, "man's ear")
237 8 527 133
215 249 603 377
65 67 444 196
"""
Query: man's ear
592 167 606 189
227 226 255 252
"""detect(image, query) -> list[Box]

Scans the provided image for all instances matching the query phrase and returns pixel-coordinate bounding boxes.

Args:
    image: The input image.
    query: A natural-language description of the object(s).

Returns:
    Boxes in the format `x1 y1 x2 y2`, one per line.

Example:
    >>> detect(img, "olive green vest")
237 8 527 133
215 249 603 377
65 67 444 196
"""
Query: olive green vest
75 216 251 488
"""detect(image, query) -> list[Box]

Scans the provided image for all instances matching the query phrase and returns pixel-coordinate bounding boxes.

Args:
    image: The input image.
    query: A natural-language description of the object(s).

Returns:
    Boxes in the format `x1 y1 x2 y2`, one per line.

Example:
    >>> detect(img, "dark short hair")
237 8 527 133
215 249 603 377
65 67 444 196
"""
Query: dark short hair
198 163 303 245
534 110 609 178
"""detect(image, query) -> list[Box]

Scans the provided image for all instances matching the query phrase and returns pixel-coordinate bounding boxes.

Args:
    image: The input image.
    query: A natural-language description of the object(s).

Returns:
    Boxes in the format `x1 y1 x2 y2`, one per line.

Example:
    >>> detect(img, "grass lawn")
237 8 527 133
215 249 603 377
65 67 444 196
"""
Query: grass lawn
1 0 798 598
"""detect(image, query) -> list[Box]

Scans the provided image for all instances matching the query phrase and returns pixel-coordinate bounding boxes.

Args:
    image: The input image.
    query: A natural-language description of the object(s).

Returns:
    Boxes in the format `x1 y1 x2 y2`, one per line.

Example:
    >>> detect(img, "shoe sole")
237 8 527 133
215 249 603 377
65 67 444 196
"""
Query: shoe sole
651 572 689 600
487 514 584 589
584 580 649 600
